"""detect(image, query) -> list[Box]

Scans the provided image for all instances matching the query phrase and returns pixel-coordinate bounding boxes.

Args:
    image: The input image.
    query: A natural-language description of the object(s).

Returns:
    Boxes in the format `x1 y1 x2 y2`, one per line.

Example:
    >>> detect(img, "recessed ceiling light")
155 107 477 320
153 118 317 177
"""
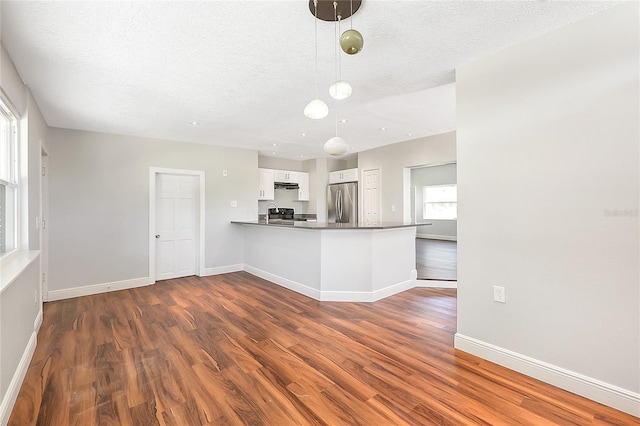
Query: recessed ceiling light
301 133 306 137
408 133 414 136
340 119 348 123
190 121 200 126
272 152 276 155
300 155 304 158
380 127 387 131
273 143 277 147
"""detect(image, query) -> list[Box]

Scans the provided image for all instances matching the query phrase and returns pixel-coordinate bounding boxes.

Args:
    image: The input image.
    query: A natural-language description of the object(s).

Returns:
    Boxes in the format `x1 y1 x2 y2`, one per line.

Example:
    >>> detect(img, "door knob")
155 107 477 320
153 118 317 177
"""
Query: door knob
155 234 160 238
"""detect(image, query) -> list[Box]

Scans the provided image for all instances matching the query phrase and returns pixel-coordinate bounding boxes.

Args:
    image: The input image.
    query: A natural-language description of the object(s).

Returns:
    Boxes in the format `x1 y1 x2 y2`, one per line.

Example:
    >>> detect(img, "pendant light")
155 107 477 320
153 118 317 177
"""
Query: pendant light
304 0 329 119
329 14 352 100
340 0 364 55
324 2 349 156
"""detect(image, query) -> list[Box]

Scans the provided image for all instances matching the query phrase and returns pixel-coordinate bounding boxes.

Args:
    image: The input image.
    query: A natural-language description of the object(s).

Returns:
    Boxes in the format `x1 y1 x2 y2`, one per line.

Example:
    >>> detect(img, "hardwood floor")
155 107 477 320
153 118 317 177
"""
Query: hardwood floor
416 238 457 281
10 272 636 425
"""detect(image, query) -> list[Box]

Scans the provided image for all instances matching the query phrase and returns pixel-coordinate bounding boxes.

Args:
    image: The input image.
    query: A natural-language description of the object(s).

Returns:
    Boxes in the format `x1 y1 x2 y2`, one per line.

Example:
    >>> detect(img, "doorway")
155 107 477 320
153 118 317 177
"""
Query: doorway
409 163 457 282
149 168 205 283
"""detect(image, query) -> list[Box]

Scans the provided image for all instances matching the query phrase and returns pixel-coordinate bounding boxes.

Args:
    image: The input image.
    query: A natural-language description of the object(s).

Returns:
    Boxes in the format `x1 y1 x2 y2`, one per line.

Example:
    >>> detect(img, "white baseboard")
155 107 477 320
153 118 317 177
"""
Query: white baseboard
243 265 321 300
416 280 457 289
245 266 417 303
320 280 415 302
47 277 151 301
202 264 244 277
34 309 43 332
454 334 640 417
0 331 37 426
417 234 457 241
371 280 416 301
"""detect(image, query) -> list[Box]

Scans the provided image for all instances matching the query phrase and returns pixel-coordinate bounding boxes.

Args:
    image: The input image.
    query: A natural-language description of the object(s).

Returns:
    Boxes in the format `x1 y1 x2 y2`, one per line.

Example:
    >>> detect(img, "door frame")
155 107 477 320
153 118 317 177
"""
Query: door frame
149 167 205 284
40 145 49 301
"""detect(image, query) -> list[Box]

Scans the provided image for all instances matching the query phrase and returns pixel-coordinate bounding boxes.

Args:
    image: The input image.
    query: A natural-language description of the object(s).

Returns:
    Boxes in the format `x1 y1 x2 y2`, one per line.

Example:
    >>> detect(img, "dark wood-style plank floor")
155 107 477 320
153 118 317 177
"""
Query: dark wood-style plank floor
10 272 636 425
416 238 457 281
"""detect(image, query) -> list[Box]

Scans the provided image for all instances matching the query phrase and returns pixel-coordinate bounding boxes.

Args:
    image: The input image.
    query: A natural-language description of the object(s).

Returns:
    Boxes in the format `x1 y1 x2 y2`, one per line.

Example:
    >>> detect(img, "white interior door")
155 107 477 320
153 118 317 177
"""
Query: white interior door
363 168 381 224
156 173 198 280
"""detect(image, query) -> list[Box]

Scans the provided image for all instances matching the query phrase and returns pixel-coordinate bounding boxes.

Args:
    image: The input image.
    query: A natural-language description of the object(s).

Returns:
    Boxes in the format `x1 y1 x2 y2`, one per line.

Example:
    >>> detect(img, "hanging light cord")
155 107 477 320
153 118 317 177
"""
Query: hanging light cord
333 2 339 137
350 0 354 29
338 15 343 82
314 0 319 99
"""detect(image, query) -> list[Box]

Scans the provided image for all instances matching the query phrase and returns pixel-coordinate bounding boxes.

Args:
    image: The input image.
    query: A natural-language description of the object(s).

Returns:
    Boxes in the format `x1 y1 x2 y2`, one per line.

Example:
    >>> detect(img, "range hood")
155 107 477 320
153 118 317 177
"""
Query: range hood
274 182 299 190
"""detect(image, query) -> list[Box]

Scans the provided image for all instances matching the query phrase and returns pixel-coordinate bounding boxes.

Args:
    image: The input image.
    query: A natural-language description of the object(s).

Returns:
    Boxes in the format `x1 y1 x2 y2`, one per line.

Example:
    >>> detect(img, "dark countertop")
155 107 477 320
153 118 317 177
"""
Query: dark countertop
231 220 432 230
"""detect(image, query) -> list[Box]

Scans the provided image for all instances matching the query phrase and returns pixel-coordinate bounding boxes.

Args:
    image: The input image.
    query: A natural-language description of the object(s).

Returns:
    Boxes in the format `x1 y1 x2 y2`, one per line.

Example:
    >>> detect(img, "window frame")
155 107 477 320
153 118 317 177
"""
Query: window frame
0 95 20 257
422 183 457 221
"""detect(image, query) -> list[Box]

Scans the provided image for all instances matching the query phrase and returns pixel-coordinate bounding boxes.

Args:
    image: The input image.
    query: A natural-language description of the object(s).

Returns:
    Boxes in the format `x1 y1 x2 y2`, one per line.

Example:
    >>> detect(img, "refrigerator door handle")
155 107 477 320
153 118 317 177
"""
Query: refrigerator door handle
337 189 342 222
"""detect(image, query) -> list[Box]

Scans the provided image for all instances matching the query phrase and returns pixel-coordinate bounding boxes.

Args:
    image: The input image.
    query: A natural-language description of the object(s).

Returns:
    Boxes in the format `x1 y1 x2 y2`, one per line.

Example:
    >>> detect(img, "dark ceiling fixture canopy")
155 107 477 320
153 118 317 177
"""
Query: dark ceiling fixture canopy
308 0 364 55
307 0 361 21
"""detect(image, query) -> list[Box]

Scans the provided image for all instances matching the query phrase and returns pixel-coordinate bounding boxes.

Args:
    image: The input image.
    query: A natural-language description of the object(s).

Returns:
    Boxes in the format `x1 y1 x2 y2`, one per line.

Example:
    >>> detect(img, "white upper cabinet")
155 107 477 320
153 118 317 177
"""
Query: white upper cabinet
297 172 310 201
329 168 358 184
258 168 275 200
274 170 299 183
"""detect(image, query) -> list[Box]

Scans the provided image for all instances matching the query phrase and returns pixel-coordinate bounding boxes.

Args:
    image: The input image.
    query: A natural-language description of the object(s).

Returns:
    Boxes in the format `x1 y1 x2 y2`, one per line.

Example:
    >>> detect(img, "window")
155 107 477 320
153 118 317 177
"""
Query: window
423 184 457 220
0 99 18 255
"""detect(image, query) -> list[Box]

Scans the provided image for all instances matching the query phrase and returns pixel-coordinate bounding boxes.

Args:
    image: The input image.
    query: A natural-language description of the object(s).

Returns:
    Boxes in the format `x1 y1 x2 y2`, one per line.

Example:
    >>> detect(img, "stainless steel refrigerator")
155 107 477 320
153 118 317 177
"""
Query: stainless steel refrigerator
327 182 358 224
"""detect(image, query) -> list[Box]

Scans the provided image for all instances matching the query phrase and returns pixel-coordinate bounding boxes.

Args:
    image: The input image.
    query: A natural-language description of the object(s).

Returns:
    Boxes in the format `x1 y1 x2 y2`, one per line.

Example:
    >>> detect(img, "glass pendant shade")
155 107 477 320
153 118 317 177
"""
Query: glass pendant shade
324 136 349 156
340 29 364 55
304 98 329 119
329 80 352 100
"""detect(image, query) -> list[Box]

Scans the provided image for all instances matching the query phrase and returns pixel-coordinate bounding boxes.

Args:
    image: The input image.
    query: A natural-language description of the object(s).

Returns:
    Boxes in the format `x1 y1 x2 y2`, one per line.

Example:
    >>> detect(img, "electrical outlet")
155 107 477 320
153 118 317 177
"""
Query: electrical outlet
223 169 228 177
493 286 506 303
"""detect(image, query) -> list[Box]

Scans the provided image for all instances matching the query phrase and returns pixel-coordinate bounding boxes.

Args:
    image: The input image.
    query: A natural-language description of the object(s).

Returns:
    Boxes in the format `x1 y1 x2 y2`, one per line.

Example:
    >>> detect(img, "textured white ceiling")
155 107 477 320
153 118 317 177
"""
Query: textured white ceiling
1 1 619 159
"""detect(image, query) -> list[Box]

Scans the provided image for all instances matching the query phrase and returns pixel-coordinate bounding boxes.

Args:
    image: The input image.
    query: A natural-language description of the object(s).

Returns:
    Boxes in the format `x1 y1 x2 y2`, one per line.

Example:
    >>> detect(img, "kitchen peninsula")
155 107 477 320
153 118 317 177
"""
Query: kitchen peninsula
231 220 429 302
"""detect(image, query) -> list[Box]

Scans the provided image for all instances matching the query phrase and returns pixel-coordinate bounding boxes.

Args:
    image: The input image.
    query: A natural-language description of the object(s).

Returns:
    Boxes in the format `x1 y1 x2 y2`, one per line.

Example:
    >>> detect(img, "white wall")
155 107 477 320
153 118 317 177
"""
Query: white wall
411 163 457 240
257 156 302 171
357 131 456 223
47 128 258 294
0 44 45 424
456 3 639 415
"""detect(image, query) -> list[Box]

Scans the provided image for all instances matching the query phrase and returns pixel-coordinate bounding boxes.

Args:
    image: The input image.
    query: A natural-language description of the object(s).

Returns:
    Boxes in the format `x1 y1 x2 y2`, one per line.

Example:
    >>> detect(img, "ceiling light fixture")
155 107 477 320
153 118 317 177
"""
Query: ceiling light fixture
324 2 349 156
340 0 364 55
304 0 329 120
329 14 352 100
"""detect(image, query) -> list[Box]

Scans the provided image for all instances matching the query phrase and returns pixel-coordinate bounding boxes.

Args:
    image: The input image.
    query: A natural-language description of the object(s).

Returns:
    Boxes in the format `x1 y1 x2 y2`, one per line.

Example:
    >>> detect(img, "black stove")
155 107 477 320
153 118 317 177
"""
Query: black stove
268 208 294 220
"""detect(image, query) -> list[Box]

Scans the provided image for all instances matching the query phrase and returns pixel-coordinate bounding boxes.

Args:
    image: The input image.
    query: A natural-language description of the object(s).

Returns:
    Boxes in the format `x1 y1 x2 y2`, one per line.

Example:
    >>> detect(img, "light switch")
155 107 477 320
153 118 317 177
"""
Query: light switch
230 200 237 207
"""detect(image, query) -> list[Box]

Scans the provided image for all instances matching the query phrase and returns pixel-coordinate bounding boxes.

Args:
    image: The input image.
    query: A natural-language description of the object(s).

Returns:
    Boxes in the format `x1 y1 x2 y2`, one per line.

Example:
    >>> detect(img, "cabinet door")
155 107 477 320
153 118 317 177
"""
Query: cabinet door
328 170 342 184
329 168 358 184
297 172 310 201
342 168 358 182
259 169 274 200
274 170 299 183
